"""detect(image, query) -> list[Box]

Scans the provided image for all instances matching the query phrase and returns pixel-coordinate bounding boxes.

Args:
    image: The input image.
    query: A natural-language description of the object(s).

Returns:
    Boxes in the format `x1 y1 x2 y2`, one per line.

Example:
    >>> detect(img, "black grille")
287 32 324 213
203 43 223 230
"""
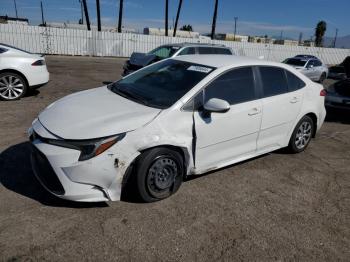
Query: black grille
31 145 65 195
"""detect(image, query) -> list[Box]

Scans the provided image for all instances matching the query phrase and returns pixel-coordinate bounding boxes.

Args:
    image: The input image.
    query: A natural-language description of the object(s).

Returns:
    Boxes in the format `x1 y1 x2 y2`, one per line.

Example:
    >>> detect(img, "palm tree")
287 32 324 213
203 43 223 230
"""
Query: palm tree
315 21 327 47
117 0 124 33
165 0 169 36
180 25 193 32
211 0 219 39
173 0 183 37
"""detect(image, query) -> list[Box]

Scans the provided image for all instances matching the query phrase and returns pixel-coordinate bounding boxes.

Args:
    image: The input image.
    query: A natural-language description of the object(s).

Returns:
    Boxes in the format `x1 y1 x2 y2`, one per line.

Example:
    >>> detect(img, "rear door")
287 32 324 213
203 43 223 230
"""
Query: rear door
193 66 262 170
256 66 304 151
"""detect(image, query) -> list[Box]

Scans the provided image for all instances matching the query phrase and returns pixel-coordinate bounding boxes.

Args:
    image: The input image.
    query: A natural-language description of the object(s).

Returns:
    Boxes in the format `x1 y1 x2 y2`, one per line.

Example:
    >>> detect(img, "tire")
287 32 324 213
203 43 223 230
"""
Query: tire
0 72 28 101
319 72 326 83
134 147 184 202
287 115 314 153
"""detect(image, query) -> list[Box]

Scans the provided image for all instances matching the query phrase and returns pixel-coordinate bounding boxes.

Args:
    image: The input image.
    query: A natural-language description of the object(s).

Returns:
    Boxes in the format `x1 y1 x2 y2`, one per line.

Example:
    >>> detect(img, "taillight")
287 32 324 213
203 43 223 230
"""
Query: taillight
320 89 327 96
31 60 45 66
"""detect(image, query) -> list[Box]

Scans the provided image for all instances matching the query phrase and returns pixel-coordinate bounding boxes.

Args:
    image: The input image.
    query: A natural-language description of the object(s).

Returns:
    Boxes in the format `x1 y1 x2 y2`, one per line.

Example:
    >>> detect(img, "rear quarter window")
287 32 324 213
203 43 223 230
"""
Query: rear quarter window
214 48 232 55
285 70 306 92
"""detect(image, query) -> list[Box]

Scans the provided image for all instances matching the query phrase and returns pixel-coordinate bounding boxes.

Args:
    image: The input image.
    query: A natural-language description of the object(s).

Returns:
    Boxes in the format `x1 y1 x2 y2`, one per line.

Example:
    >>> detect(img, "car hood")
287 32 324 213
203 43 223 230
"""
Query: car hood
38 86 161 140
129 52 158 66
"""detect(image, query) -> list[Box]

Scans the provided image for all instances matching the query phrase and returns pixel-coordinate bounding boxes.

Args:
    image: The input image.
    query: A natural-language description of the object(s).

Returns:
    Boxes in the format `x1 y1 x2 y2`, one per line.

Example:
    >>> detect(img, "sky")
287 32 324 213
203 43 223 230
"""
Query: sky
1 0 349 39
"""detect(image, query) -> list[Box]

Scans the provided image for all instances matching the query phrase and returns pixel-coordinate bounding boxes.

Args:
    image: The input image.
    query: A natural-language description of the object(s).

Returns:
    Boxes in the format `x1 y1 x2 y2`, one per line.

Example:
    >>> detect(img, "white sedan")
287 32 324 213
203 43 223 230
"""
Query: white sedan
0 43 49 101
29 55 326 202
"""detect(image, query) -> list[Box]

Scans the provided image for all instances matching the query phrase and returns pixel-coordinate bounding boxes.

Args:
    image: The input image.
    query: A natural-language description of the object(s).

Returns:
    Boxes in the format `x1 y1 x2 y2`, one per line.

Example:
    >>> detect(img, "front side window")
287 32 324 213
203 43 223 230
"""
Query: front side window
214 48 232 55
285 70 305 92
314 60 322 67
197 47 215 54
109 59 215 109
259 66 288 97
148 46 179 59
204 67 256 105
178 47 196 56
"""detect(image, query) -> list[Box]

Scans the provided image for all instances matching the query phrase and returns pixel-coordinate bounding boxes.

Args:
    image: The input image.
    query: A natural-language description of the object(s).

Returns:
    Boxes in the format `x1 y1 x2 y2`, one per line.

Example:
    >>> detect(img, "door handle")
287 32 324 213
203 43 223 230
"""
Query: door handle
290 97 299 103
248 108 260 116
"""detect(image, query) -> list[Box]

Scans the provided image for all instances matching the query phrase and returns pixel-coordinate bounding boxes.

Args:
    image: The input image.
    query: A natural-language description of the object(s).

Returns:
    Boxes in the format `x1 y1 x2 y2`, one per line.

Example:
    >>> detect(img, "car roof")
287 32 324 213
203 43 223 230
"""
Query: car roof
162 42 227 48
172 55 284 68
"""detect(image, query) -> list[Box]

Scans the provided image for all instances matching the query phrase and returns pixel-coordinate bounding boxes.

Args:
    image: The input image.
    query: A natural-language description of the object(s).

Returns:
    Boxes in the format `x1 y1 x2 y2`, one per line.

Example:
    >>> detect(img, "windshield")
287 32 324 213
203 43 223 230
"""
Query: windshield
283 58 307 67
148 46 180 59
109 59 215 109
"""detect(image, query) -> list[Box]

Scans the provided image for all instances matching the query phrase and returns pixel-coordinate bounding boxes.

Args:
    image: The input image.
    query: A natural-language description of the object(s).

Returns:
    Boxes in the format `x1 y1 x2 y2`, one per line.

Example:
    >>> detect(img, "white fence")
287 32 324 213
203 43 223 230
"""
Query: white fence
1 23 349 64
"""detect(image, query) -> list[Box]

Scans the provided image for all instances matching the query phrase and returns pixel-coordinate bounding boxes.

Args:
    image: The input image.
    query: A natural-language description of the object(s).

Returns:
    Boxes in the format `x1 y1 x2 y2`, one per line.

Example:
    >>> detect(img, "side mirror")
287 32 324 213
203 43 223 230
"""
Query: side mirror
307 64 314 69
203 98 230 113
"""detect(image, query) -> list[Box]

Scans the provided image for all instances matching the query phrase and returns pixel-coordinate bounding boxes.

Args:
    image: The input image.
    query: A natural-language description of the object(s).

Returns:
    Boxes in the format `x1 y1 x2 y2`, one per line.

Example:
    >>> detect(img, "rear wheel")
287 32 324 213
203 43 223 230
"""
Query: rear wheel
135 148 184 202
0 72 28 101
287 115 314 153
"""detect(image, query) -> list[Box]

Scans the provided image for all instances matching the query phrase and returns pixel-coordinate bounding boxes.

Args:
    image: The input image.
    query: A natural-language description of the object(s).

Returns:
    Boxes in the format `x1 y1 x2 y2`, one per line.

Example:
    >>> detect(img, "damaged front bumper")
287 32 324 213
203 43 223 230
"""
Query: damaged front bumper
29 120 138 202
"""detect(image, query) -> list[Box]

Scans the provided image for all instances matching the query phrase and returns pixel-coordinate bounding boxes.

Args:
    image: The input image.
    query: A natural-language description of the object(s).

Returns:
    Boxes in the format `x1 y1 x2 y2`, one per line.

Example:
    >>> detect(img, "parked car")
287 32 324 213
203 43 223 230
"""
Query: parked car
122 43 234 76
325 79 350 110
294 54 319 59
29 55 326 202
0 43 49 101
328 56 350 80
283 56 328 82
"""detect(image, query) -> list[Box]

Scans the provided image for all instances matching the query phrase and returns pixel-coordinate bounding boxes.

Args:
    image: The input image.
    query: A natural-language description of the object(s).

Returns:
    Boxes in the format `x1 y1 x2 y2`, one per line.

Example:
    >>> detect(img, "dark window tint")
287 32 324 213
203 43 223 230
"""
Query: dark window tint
204 67 256 105
306 60 315 68
214 48 232 54
314 60 322 66
198 47 215 54
259 67 288 97
178 47 196 55
285 70 305 91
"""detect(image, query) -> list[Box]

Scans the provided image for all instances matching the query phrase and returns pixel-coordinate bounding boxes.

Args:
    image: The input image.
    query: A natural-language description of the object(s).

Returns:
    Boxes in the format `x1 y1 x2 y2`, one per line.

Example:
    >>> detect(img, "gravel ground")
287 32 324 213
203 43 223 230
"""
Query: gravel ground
0 56 349 261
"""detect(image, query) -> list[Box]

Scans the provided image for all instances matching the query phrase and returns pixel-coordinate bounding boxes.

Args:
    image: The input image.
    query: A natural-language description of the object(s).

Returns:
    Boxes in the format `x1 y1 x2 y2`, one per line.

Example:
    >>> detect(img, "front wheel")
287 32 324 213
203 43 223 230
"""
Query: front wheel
287 115 314 153
134 148 184 202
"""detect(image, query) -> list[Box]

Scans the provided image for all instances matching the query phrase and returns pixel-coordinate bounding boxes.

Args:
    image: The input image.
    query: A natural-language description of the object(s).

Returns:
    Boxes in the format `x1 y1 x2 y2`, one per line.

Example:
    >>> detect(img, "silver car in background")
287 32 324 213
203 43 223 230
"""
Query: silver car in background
283 56 328 83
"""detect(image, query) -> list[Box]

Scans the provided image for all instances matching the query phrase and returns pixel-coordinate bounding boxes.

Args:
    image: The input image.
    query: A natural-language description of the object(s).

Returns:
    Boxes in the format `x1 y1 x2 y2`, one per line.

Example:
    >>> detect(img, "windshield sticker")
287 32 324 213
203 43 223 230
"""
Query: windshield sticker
187 65 212 73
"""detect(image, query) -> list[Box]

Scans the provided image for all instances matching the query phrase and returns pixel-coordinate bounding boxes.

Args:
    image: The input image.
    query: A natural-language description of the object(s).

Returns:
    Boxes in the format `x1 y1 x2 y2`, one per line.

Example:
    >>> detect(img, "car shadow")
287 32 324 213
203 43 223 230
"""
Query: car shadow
325 107 350 125
0 142 108 208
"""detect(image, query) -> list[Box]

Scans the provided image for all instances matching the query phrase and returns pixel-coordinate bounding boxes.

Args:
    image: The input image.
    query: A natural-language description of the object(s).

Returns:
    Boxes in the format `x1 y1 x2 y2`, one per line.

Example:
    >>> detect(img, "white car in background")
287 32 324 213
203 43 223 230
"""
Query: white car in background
283 55 328 83
0 43 49 101
29 55 326 203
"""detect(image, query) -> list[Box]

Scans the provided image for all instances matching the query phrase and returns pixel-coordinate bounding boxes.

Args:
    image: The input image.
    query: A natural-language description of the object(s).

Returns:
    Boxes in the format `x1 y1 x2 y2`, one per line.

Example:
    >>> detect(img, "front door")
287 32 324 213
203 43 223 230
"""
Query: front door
193 67 262 171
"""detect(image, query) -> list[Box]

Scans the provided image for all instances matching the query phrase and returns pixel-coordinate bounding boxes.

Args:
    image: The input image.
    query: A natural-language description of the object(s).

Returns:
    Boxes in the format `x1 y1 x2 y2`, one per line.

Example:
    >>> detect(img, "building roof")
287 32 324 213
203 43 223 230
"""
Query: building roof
0 16 28 22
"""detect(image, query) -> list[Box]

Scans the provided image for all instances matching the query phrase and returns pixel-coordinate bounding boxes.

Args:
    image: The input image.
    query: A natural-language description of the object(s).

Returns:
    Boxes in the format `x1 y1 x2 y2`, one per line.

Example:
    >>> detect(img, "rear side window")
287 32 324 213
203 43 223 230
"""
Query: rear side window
214 48 232 55
178 47 196 56
285 70 305 91
259 66 288 97
204 67 256 105
0 47 9 54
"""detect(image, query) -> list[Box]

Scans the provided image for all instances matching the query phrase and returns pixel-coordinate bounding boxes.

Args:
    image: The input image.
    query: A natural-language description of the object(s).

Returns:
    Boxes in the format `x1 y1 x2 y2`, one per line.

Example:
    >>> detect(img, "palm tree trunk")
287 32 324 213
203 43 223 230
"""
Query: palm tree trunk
82 0 91 31
173 0 183 37
165 0 169 36
117 0 124 33
96 0 101 31
211 0 218 40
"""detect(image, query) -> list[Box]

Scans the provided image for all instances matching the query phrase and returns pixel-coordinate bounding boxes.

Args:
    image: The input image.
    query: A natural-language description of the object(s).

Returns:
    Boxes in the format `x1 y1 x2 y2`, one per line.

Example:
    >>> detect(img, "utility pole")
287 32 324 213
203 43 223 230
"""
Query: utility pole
82 0 91 30
40 1 45 26
173 0 183 37
333 28 338 48
233 17 238 41
96 0 101 31
211 0 219 40
165 0 169 36
280 30 283 40
117 0 124 33
13 0 18 18
298 32 303 45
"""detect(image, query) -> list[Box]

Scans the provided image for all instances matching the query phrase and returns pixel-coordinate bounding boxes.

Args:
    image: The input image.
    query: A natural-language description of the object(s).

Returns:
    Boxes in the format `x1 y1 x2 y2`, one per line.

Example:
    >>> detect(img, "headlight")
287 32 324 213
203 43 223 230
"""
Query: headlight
42 133 126 161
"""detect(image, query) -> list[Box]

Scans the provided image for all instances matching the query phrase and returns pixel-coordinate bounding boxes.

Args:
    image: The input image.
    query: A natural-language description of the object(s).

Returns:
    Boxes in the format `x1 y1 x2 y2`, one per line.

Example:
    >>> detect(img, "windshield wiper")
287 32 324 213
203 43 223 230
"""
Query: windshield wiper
113 86 149 106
